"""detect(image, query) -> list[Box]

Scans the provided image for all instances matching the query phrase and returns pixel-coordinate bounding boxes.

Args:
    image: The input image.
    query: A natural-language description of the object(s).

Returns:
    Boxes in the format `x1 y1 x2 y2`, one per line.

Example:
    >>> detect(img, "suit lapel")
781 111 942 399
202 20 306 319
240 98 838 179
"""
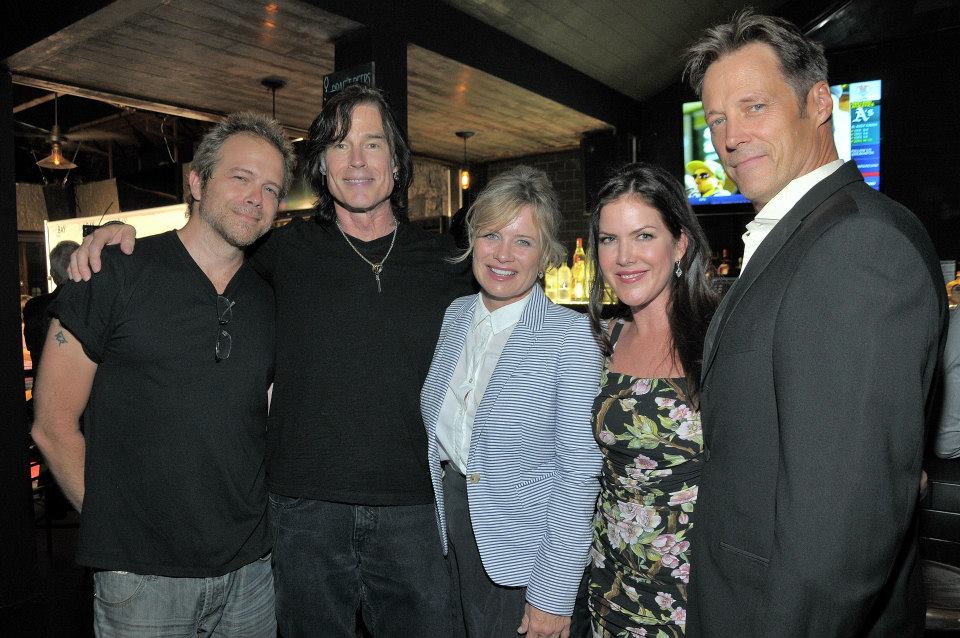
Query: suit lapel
701 162 864 381
473 286 548 436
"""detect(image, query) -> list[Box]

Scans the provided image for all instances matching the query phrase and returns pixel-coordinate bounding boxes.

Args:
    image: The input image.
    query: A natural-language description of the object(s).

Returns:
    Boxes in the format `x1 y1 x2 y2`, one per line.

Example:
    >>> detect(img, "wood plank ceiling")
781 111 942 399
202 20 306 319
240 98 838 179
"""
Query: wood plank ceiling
407 44 607 162
8 0 352 131
7 0 612 164
440 0 792 102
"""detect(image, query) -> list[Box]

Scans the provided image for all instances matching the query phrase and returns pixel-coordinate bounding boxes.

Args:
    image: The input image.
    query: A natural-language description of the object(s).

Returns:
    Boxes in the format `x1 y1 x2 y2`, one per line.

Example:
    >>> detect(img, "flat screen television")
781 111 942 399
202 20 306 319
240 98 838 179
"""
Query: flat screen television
682 79 882 206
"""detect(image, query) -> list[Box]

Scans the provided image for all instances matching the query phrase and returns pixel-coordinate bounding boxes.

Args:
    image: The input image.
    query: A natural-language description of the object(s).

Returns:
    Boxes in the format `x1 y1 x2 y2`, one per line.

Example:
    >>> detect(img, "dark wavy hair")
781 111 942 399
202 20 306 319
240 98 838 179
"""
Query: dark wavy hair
304 84 413 224
587 162 718 407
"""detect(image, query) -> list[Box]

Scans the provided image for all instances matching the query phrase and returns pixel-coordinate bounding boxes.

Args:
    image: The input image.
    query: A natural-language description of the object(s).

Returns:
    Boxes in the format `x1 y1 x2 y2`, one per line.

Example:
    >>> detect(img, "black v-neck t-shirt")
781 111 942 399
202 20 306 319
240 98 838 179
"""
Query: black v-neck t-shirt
250 218 472 505
53 231 275 577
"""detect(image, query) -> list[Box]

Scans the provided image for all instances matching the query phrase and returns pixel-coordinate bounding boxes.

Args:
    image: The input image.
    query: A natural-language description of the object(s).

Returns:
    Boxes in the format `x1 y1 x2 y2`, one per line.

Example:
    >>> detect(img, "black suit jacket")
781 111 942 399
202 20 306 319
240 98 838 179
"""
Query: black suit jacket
686 162 947 637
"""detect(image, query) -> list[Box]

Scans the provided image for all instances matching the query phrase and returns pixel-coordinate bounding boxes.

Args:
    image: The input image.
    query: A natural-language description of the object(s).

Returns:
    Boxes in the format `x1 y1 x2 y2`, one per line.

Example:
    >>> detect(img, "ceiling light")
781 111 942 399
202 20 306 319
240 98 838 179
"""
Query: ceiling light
37 142 77 170
455 131 475 190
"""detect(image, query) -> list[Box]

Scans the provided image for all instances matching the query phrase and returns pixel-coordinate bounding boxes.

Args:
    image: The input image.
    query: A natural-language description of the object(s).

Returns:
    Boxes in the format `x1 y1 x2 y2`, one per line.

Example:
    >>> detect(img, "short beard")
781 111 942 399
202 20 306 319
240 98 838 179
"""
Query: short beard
199 201 263 248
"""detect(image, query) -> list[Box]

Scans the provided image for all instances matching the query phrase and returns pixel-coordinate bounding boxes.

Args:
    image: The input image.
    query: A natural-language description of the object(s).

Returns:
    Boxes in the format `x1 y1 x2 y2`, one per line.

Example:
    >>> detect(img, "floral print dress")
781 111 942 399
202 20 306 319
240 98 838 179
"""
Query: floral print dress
588 321 703 638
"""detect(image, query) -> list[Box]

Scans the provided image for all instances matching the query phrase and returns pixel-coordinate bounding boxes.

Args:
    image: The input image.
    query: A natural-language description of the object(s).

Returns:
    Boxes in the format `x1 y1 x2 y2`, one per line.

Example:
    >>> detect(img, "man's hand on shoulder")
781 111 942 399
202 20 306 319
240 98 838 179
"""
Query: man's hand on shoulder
69 222 137 281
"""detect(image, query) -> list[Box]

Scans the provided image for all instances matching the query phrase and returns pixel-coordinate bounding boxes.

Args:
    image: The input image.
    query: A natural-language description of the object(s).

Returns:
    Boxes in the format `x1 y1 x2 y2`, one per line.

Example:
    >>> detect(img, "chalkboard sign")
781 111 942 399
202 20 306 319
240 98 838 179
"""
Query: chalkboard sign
323 62 375 98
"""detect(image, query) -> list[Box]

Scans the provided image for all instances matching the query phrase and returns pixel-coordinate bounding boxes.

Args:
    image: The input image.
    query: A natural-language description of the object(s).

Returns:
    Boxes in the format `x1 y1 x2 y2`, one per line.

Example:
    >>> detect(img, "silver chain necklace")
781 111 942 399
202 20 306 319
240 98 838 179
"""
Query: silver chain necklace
334 220 399 293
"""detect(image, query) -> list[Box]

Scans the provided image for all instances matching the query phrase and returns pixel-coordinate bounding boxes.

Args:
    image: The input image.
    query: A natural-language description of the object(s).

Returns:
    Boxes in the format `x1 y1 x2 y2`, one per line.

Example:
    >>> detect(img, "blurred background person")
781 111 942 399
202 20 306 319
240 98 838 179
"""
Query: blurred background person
23 240 80 381
936 308 960 459
585 163 717 637
421 165 602 638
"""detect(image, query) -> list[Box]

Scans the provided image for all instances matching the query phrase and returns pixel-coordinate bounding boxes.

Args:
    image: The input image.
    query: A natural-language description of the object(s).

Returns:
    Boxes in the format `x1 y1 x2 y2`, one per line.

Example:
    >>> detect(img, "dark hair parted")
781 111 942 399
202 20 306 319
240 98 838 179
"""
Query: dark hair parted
304 84 413 224
683 8 828 113
587 162 718 408
190 112 295 208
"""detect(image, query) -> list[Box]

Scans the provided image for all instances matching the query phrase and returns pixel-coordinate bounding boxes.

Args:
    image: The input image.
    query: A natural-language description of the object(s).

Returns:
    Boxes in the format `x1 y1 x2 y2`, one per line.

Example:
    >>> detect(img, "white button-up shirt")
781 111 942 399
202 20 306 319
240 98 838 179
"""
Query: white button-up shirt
741 159 845 271
436 292 531 475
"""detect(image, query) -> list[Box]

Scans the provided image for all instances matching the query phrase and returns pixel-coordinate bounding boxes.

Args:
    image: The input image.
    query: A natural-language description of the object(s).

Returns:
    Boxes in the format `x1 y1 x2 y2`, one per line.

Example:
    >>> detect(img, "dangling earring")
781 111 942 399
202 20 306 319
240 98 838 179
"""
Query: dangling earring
674 261 683 278
537 271 544 279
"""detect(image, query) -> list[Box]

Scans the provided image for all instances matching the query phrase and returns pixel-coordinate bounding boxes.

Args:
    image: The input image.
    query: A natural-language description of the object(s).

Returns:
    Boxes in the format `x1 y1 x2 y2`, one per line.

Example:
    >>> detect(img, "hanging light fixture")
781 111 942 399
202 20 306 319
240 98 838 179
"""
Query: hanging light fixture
37 94 77 170
260 76 287 119
455 131 475 190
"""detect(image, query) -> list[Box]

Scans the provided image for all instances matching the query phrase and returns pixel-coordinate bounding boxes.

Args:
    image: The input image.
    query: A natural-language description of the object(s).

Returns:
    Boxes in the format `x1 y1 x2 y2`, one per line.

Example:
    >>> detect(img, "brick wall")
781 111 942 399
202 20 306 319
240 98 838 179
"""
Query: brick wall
483 149 589 261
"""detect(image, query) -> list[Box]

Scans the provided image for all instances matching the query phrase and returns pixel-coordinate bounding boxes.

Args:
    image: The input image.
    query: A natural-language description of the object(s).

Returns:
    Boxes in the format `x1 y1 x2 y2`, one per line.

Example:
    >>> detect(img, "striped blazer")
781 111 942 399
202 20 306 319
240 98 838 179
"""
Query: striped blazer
420 284 603 616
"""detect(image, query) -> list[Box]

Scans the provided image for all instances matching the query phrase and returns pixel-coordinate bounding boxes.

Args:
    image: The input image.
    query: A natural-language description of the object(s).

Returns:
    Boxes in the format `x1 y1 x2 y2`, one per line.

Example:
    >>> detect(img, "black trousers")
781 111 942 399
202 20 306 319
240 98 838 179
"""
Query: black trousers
442 467 592 638
443 467 526 638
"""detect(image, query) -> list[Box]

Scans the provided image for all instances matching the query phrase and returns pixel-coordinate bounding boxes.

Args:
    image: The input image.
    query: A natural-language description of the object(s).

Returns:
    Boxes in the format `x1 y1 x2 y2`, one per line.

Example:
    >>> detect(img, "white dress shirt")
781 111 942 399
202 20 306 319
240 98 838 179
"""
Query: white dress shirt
741 159 845 270
436 292 531 475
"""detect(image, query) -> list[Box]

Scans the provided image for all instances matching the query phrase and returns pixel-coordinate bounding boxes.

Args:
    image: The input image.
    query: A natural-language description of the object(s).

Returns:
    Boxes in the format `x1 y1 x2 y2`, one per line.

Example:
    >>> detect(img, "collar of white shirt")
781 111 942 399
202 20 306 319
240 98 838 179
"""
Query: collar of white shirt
473 290 532 334
741 159 845 269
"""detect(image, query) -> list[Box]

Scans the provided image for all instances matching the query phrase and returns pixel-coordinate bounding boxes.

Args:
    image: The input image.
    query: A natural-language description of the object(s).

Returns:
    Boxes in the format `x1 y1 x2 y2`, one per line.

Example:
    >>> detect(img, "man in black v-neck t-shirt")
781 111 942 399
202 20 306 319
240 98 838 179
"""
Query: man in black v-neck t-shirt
33 114 296 636
72 87 472 636
250 86 472 638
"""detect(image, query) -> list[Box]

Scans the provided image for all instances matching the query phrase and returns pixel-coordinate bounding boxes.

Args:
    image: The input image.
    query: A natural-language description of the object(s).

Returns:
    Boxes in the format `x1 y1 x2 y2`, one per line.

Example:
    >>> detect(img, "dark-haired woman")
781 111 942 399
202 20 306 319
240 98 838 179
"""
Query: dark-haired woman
585 163 718 637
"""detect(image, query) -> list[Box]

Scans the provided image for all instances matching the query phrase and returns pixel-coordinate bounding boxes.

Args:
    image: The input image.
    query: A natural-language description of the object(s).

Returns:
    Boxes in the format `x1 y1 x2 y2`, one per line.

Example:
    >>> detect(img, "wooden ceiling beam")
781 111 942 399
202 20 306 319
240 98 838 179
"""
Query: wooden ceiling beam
11 74 308 136
12 73 224 123
13 92 55 114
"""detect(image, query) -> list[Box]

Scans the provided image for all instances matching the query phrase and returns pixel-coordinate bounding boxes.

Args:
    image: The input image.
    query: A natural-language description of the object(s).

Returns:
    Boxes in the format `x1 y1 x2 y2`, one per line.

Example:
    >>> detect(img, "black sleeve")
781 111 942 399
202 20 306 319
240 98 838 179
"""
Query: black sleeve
758 214 941 635
49 249 126 364
247 220 299 283
439 232 477 297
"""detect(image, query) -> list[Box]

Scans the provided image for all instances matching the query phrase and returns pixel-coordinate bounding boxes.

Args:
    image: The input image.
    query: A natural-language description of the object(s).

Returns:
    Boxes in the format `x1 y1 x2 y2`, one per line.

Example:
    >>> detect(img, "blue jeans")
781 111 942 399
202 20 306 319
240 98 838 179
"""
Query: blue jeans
269 493 455 637
93 555 275 637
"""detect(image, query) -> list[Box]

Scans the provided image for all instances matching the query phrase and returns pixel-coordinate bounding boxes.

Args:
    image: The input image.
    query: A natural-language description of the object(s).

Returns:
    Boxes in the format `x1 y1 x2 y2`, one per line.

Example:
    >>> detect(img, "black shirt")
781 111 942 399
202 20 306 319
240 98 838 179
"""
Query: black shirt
53 231 275 577
250 218 472 505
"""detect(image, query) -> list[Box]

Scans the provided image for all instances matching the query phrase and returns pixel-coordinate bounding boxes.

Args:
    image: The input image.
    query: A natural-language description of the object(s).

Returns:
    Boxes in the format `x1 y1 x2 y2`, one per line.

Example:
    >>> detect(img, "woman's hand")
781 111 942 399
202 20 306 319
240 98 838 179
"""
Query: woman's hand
517 603 570 638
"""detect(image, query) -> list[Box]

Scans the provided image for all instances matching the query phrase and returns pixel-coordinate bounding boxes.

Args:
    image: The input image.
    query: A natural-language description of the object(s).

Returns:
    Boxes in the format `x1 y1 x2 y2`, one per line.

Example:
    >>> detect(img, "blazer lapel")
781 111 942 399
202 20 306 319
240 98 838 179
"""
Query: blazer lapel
423 295 477 434
473 285 548 436
701 162 865 381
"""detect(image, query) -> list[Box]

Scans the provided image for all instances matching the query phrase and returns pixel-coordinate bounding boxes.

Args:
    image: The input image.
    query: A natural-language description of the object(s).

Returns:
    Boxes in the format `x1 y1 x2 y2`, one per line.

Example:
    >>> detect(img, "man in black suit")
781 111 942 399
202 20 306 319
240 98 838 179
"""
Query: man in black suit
682 10 946 637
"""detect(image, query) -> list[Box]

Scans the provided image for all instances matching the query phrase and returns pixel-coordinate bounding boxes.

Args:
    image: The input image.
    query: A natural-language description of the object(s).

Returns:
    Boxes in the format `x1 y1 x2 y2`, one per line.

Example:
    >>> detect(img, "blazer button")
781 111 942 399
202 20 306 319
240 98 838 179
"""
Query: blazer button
469 473 481 484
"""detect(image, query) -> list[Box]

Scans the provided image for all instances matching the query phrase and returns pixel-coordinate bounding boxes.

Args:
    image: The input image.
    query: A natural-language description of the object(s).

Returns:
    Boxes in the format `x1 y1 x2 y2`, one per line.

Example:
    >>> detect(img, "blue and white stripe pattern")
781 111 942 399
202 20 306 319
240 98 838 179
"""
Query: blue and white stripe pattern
421 284 603 616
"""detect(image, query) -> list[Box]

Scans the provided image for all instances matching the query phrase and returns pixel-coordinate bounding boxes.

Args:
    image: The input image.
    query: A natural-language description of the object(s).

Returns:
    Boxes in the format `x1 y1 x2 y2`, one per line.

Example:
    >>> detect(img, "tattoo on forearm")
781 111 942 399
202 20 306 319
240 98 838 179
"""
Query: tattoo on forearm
55 330 67 346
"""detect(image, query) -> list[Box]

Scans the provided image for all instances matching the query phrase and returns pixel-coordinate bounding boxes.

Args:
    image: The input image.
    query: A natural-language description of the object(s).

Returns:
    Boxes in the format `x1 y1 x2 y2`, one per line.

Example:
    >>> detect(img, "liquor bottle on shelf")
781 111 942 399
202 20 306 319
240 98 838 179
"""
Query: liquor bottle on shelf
544 266 559 301
716 248 732 276
603 281 618 304
571 237 586 301
557 261 572 303
947 271 960 307
583 253 595 302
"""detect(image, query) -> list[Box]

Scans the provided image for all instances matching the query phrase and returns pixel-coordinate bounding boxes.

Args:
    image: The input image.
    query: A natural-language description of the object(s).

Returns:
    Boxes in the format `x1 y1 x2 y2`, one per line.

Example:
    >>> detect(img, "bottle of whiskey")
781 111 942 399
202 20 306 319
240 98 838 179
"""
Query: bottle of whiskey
947 271 960 307
603 281 617 304
544 266 559 301
716 248 732 276
571 238 586 301
583 252 595 302
557 261 572 303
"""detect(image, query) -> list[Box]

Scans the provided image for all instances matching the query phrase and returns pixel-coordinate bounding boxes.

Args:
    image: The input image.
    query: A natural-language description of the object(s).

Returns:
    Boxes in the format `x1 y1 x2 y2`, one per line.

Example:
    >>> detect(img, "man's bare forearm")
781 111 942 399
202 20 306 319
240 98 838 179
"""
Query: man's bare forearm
32 320 98 512
31 422 86 511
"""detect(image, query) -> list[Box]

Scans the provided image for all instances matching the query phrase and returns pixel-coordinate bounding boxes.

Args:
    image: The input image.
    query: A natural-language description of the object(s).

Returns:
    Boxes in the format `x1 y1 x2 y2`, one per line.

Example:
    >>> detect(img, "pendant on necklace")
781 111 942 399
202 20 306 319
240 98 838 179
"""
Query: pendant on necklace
372 264 383 293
